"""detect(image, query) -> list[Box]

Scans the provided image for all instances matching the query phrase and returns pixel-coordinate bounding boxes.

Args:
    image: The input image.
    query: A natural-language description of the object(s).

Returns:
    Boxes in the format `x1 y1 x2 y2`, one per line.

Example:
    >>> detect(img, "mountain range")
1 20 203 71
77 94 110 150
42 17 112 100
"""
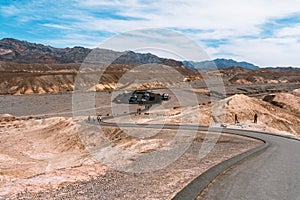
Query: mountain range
183 59 260 70
0 38 182 67
0 37 285 70
0 38 91 64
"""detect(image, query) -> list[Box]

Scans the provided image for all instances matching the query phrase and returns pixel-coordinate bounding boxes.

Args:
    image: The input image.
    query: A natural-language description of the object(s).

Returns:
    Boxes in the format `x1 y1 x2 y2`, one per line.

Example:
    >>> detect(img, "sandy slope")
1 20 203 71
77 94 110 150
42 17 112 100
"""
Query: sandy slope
0 115 262 198
0 117 103 196
110 93 300 137
270 91 300 115
0 117 262 199
213 94 300 135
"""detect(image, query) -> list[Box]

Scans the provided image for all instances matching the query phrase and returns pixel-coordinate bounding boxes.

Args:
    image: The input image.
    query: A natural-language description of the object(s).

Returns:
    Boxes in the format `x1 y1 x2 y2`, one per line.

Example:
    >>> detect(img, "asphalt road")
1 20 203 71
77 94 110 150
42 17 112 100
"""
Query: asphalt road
200 128 300 200
102 122 300 200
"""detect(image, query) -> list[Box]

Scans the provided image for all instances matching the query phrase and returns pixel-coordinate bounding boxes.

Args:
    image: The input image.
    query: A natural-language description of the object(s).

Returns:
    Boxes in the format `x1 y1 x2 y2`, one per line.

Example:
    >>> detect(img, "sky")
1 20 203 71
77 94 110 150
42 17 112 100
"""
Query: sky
1 0 300 67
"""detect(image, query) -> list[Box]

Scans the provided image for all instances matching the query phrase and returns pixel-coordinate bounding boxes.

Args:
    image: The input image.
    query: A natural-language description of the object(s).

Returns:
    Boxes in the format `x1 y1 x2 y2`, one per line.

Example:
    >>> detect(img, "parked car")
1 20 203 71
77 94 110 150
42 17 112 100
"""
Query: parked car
129 95 138 103
141 93 150 100
162 93 169 100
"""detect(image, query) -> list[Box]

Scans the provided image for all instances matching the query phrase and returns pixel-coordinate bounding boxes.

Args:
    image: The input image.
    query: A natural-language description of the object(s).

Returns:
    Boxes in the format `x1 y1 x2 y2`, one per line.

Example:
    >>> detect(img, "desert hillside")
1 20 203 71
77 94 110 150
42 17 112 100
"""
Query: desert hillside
263 90 300 115
0 115 262 198
219 94 300 135
196 93 299 135
0 63 200 95
126 92 300 136
219 66 300 84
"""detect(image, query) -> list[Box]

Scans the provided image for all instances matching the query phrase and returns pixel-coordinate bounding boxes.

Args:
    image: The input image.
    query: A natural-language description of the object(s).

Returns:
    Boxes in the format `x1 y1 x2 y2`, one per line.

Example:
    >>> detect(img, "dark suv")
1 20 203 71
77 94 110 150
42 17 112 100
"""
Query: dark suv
129 95 138 103
141 93 150 102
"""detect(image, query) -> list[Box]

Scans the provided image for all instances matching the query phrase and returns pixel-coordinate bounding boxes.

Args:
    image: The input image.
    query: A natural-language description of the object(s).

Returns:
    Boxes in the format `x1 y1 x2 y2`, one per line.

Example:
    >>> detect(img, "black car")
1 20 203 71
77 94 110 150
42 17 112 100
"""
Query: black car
129 95 138 103
162 93 169 100
141 93 150 102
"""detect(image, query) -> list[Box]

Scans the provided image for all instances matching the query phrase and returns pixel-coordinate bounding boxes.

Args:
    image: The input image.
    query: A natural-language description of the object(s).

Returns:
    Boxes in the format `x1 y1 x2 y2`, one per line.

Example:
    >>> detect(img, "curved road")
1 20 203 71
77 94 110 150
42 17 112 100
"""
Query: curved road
101 122 300 200
200 128 300 200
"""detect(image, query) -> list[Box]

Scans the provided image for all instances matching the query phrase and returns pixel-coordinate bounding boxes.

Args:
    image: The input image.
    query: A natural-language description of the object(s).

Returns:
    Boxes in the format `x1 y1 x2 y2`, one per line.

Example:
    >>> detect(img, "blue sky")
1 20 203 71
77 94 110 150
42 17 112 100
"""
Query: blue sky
1 0 300 67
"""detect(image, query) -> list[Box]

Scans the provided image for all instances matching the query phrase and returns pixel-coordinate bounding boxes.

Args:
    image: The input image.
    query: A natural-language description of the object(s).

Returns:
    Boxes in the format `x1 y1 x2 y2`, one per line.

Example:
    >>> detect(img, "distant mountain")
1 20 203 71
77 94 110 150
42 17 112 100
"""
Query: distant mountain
112 50 184 67
112 51 162 65
0 38 185 67
0 38 262 71
183 58 260 70
0 38 92 64
266 66 300 72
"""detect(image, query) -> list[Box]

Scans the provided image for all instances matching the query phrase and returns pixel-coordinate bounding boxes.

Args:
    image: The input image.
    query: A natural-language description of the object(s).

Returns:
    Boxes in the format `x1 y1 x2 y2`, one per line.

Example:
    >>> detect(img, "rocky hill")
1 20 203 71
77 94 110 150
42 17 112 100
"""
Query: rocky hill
219 66 300 84
0 38 92 64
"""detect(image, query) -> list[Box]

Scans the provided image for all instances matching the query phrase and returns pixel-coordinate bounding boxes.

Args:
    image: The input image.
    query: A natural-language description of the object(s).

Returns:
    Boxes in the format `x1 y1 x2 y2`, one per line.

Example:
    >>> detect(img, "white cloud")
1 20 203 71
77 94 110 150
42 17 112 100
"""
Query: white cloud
74 0 300 31
216 37 300 67
70 0 300 67
42 23 74 30
4 0 300 66
100 28 210 61
277 25 300 37
40 33 108 48
0 5 20 16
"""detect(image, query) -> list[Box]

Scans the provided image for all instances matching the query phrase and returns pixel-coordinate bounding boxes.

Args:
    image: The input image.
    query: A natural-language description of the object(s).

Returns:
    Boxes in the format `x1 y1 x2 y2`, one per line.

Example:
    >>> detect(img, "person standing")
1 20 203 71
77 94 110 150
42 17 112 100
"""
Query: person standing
234 114 239 124
97 114 102 123
254 113 258 123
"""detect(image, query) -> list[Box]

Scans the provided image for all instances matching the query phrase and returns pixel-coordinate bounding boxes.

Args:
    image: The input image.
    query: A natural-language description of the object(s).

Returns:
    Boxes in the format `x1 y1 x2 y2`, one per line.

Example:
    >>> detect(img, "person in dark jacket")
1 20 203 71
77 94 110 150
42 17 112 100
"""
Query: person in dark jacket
234 114 239 124
254 113 258 123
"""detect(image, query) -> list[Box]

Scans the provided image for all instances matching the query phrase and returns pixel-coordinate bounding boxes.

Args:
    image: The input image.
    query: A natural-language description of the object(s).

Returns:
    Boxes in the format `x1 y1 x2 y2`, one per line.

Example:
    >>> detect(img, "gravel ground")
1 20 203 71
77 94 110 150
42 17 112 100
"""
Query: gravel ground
7 133 262 200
